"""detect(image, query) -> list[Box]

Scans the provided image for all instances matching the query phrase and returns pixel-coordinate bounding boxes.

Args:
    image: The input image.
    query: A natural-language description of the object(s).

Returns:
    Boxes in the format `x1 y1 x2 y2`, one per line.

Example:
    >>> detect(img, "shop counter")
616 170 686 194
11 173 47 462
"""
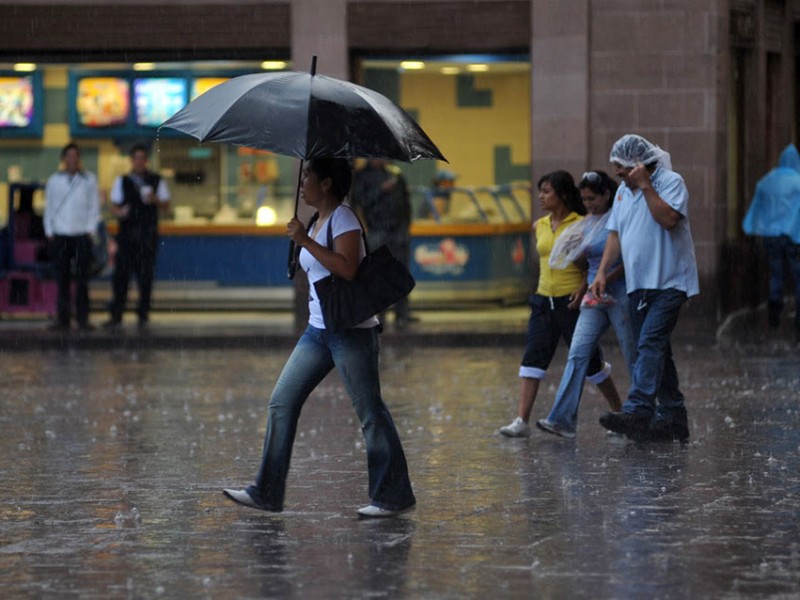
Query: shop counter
103 221 532 307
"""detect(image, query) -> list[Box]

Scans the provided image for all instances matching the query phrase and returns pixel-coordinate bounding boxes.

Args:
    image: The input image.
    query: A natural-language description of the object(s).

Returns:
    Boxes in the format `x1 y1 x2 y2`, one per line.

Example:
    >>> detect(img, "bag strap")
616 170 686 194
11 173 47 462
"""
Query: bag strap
325 204 370 254
306 211 320 233
50 171 84 221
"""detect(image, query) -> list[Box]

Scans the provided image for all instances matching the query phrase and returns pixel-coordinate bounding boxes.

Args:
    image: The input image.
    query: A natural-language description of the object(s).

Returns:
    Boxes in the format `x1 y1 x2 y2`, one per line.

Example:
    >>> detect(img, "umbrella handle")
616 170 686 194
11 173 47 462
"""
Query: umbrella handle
287 56 316 279
287 158 305 280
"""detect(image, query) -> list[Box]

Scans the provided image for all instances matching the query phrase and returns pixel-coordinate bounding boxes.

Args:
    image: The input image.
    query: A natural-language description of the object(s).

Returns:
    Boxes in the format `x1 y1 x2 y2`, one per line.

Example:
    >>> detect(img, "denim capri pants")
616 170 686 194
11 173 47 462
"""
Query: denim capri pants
519 293 607 381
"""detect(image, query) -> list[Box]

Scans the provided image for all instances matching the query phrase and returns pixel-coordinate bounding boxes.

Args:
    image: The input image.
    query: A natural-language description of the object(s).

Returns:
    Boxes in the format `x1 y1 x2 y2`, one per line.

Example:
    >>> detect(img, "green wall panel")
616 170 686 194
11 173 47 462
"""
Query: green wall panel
494 146 529 184
456 75 492 107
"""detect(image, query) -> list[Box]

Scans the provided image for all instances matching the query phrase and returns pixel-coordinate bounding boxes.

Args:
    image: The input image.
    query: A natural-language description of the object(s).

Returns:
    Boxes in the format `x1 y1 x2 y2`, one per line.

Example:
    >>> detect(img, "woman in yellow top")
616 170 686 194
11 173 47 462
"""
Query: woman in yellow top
499 170 622 437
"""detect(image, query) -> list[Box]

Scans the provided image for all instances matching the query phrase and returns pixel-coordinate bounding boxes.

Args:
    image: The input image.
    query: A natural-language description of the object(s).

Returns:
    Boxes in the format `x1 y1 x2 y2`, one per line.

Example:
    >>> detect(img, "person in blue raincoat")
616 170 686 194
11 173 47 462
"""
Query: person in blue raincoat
742 144 800 338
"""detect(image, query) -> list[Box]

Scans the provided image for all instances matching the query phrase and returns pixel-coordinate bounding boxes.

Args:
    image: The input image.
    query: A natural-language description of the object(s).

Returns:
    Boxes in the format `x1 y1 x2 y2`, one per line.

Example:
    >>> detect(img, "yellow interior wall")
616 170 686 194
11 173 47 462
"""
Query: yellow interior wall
400 71 531 187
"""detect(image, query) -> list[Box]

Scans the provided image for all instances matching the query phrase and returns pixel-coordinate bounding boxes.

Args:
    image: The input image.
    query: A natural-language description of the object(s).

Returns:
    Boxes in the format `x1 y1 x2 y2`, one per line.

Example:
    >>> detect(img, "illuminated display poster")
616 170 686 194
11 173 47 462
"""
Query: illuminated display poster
76 77 130 127
192 77 228 101
0 76 34 127
134 78 187 127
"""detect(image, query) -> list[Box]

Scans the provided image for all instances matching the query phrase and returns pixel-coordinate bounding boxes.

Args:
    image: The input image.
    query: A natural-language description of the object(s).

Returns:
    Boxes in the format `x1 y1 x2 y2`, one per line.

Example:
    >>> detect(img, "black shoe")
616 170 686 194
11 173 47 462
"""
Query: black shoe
102 319 121 330
47 322 70 333
77 322 95 332
648 419 690 443
599 412 651 442
768 300 782 329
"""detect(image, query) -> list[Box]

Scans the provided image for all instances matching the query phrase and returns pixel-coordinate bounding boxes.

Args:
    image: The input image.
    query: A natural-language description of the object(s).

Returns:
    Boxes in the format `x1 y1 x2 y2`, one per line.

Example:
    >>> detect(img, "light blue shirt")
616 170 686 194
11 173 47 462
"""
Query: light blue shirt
607 166 700 297
585 224 625 296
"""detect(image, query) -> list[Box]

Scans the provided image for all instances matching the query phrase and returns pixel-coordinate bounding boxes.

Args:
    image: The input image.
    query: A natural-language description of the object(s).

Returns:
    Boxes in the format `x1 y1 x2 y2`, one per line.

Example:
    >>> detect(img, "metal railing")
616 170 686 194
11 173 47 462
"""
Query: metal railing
412 183 531 224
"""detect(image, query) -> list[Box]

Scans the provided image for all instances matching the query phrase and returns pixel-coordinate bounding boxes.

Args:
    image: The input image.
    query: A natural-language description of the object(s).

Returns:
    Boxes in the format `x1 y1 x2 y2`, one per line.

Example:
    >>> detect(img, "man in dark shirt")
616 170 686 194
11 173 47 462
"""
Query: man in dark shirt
104 144 170 329
351 159 416 328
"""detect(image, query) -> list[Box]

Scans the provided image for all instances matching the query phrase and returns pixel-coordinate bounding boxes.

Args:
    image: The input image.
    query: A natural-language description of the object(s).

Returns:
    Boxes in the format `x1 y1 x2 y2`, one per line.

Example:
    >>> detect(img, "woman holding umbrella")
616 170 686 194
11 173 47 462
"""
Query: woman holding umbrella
223 158 416 518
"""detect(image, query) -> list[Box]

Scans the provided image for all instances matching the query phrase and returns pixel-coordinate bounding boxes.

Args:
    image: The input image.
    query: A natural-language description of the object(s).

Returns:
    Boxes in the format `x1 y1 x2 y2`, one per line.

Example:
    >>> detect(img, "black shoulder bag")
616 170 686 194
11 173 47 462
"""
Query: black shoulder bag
312 205 415 332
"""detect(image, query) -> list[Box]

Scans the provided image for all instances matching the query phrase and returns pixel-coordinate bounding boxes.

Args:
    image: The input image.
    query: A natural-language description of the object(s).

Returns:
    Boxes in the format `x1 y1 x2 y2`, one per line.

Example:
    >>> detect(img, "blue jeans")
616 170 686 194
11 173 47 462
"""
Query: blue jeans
763 236 800 323
250 325 415 511
546 284 638 433
624 289 688 423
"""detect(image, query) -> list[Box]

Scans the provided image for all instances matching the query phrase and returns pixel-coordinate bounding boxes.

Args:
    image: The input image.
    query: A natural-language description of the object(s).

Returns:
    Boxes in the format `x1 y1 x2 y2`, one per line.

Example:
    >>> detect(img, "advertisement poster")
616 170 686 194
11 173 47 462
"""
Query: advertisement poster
134 78 187 127
192 77 229 101
0 76 34 128
76 77 130 127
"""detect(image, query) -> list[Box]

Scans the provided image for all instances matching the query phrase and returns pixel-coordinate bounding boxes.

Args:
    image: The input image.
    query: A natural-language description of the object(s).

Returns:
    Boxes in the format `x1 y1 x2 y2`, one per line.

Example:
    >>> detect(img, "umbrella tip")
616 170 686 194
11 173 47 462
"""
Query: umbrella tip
311 55 317 75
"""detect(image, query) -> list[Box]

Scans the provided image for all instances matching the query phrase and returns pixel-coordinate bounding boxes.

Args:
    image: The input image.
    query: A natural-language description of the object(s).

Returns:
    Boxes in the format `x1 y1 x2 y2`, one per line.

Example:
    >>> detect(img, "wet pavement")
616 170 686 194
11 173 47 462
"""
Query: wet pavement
0 308 799 598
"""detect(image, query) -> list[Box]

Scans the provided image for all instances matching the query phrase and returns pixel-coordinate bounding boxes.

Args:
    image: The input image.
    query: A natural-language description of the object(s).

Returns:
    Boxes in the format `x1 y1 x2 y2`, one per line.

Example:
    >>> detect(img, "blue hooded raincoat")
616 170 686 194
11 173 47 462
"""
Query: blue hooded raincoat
742 144 800 243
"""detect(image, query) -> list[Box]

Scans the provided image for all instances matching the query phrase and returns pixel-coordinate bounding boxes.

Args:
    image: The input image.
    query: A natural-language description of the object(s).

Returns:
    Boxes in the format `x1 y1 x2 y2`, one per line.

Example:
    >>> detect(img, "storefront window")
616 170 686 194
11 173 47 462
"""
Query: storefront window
357 55 532 225
0 56 531 229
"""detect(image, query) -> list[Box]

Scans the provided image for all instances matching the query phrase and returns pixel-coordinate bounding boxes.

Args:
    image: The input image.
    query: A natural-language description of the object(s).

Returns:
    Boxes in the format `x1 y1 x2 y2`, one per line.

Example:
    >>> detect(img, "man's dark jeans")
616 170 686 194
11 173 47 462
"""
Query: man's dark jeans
624 288 688 425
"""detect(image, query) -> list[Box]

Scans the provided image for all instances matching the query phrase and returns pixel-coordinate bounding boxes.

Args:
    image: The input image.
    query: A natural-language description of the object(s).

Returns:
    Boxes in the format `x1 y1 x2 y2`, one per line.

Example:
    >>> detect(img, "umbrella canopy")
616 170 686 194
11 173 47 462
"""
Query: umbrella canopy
161 71 445 163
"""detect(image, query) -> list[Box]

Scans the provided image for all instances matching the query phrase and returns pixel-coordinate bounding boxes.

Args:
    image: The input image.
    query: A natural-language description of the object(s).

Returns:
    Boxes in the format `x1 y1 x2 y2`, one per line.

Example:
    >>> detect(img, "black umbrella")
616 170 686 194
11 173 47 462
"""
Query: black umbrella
161 57 445 277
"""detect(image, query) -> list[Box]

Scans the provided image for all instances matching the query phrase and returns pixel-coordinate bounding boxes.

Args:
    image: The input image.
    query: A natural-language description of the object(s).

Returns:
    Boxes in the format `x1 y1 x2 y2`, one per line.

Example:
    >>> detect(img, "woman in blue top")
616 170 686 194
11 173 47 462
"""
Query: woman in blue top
536 171 637 439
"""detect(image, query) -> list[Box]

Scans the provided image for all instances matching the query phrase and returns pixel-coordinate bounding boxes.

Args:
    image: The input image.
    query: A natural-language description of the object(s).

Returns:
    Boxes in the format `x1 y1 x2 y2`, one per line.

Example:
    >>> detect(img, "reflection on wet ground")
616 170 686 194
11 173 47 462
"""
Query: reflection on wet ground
0 341 798 598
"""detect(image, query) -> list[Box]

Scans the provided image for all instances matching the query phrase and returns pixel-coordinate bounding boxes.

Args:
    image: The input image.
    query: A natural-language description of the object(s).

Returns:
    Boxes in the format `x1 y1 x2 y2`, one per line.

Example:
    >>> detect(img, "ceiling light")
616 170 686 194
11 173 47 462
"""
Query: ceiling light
466 64 489 72
261 61 287 70
133 63 156 71
440 66 460 75
13 63 37 72
400 61 425 70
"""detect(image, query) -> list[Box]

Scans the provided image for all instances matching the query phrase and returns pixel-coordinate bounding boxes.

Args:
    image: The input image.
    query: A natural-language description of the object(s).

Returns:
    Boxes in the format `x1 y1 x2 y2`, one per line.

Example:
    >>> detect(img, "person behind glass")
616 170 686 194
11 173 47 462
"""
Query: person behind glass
104 144 170 329
351 158 416 328
591 134 699 443
417 169 457 220
536 171 637 439
499 170 621 438
43 142 101 332
742 143 800 342
223 158 416 518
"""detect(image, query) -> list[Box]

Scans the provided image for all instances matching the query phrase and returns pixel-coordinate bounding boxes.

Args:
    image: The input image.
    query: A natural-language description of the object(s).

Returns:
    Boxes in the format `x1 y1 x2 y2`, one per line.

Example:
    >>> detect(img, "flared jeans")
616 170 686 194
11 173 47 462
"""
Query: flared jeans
251 325 415 511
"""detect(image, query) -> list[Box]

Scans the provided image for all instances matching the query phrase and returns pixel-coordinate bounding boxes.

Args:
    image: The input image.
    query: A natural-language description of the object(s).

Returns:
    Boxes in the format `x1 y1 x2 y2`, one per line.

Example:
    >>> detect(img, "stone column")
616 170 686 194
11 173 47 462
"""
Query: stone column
290 0 349 329
530 0 590 193
291 0 349 79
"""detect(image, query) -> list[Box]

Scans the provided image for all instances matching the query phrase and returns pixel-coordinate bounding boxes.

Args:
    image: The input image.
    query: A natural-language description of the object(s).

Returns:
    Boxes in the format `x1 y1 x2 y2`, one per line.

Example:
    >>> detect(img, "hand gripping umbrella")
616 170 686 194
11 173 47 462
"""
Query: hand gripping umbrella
161 56 446 278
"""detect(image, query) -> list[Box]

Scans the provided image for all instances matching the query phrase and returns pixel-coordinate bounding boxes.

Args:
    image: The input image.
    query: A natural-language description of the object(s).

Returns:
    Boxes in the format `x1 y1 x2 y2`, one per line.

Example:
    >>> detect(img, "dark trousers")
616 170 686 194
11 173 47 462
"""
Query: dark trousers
763 236 800 328
52 234 92 326
520 294 605 377
624 289 688 423
109 236 158 323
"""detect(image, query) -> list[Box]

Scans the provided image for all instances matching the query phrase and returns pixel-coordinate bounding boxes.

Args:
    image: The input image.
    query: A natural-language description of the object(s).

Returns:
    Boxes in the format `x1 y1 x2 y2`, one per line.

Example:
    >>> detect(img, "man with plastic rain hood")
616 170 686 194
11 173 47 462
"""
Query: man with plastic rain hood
589 134 699 443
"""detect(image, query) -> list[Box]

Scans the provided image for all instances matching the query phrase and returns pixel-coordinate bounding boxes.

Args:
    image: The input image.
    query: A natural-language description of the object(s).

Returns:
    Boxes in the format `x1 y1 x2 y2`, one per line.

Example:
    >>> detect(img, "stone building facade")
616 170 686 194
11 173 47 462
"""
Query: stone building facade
1 0 798 317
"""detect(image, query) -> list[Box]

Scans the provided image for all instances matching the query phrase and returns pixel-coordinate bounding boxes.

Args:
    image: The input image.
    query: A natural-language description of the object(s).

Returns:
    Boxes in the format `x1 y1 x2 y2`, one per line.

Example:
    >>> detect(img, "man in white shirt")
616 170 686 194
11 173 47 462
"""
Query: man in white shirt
103 144 170 329
44 142 101 332
591 134 700 442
